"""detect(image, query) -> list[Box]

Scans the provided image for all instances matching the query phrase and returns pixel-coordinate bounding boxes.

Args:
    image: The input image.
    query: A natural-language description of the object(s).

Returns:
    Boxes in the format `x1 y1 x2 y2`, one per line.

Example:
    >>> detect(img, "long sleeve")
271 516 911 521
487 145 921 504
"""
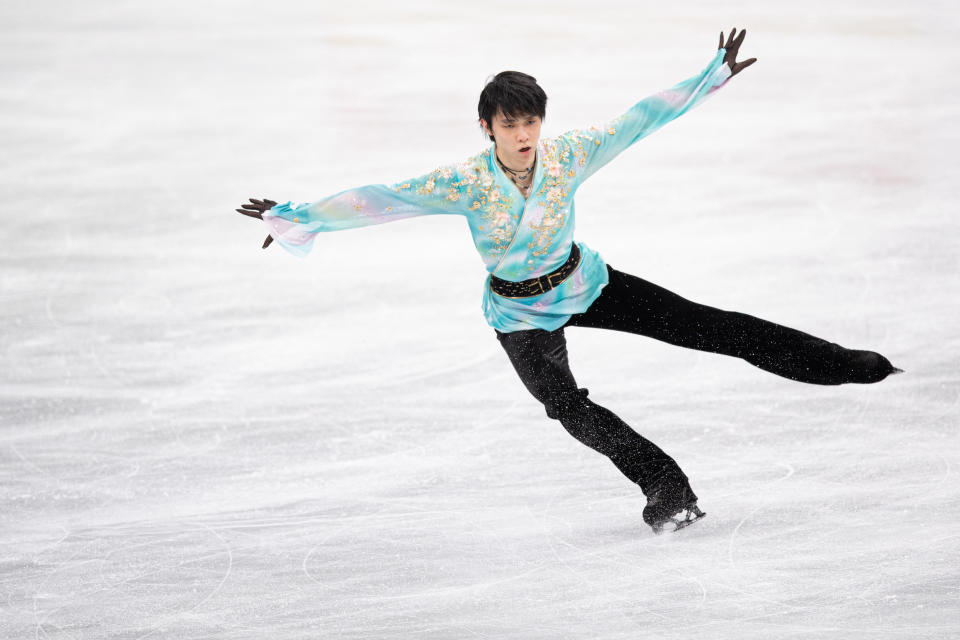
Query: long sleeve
566 49 732 186
262 164 470 257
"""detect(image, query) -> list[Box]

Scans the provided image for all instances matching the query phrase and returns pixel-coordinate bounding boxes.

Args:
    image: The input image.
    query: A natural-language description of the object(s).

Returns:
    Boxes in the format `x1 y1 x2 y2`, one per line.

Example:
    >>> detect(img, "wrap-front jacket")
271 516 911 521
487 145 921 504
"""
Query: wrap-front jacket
263 49 732 332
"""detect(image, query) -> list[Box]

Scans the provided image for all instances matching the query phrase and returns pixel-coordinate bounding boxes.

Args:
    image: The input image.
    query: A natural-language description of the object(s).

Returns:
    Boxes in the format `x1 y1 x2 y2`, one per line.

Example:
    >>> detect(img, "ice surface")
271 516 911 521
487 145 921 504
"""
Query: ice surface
2 0 958 638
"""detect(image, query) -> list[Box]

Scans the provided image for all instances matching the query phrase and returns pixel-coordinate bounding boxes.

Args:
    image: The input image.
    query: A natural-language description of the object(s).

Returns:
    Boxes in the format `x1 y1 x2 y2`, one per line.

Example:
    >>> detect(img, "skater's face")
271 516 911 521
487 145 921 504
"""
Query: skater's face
481 110 541 170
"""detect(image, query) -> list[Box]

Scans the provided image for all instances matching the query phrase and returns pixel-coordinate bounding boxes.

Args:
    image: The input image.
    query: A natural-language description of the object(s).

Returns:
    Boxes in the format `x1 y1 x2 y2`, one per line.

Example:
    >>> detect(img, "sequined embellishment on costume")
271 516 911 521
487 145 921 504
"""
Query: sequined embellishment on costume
526 137 575 256
462 150 519 256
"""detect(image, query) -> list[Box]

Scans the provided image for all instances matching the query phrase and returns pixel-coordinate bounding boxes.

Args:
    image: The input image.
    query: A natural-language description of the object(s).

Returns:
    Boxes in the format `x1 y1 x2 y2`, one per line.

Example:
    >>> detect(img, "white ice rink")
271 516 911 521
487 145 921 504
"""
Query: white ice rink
2 1 958 638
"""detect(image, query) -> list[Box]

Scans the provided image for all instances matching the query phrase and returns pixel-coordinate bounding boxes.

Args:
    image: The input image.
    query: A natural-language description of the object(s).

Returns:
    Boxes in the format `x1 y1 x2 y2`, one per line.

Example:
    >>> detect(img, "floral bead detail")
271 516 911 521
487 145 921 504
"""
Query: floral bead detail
525 137 577 256
458 149 520 256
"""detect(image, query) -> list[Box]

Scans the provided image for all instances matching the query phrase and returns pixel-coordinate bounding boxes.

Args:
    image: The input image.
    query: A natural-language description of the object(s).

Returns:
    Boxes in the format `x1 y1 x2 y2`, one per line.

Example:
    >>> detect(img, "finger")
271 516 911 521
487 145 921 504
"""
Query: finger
236 208 263 219
264 199 277 208
728 32 745 58
250 198 264 205
241 203 263 211
734 28 746 48
733 58 758 75
725 28 737 49
728 29 743 55
719 31 723 50
262 235 274 249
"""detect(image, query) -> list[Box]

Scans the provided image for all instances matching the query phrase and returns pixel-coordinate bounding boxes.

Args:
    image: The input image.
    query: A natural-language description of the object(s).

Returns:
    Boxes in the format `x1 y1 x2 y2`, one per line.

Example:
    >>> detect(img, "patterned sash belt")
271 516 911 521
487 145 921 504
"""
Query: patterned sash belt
489 243 581 298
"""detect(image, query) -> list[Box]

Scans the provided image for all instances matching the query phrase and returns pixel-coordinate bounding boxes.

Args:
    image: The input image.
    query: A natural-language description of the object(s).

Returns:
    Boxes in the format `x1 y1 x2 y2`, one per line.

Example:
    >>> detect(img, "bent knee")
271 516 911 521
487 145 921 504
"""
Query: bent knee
543 387 590 420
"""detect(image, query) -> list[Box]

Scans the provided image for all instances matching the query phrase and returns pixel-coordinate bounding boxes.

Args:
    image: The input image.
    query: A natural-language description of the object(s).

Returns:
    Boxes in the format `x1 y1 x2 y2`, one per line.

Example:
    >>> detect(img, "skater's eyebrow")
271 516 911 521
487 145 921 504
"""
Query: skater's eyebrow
499 114 535 124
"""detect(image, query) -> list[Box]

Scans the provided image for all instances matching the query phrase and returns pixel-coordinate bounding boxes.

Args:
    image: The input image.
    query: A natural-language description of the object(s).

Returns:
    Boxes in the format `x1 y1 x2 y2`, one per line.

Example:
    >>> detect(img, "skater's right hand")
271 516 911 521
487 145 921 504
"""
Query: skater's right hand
236 197 277 249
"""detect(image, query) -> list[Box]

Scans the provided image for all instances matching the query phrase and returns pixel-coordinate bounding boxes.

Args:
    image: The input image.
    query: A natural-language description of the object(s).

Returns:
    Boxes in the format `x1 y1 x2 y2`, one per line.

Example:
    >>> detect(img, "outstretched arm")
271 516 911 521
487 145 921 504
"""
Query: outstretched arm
236 164 470 257
569 28 756 185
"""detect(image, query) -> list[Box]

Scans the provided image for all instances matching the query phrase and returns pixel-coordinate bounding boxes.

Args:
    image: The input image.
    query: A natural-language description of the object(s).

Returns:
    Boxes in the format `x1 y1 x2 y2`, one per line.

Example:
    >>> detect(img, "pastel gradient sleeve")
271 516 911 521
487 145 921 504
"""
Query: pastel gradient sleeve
262 164 469 257
567 49 732 185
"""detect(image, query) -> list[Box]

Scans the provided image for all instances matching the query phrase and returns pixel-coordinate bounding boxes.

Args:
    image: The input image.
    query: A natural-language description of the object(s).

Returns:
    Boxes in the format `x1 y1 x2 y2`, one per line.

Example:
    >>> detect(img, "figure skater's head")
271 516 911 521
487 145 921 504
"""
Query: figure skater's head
478 71 546 168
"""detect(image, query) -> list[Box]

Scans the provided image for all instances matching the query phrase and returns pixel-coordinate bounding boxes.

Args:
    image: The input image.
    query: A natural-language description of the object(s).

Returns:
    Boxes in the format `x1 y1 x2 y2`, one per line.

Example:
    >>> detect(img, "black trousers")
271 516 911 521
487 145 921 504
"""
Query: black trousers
495 264 897 496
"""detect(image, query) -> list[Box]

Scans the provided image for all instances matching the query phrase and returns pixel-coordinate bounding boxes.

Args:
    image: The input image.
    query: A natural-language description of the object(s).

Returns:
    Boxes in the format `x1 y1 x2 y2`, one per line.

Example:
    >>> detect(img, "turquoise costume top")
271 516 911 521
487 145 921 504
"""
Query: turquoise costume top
263 49 733 332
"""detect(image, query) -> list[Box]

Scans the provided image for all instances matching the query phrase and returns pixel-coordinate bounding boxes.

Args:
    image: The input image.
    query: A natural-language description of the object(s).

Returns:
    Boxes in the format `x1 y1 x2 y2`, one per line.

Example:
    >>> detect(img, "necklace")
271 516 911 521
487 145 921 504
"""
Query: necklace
497 156 536 196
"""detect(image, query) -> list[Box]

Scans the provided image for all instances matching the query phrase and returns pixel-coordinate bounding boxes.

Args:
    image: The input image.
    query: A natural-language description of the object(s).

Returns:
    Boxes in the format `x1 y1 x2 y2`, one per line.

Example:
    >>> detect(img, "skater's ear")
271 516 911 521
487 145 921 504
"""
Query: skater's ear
479 118 493 138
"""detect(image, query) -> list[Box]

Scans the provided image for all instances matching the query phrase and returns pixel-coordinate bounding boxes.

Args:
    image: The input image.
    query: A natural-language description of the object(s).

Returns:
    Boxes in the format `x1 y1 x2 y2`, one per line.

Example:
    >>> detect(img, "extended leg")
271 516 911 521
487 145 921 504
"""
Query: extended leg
567 266 899 385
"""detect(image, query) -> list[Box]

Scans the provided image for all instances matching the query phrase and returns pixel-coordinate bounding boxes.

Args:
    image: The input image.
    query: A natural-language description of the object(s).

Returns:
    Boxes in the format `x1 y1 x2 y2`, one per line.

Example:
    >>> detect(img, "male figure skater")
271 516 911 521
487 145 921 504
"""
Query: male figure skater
237 29 900 533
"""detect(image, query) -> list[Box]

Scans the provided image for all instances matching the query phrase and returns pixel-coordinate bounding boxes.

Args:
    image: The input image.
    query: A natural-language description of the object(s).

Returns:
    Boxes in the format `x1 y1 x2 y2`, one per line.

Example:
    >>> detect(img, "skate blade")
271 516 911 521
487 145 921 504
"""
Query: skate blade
652 506 706 535
670 511 706 532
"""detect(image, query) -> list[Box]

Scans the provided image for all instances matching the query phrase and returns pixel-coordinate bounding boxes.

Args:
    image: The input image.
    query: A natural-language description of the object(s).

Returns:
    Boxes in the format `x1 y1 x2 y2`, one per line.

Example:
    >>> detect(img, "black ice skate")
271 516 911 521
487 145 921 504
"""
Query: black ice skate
642 481 706 535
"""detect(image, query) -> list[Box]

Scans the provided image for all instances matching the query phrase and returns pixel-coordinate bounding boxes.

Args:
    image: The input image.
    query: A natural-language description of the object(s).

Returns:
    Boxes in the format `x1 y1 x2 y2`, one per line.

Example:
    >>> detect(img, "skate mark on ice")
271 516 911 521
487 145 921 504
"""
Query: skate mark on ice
85 333 122 384
42 221 75 330
101 527 233 635
179 525 234 613
904 452 952 498
331 351 497 390
544 533 677 625
128 523 234 640
532 496 709 615
300 503 395 592
35 622 78 640
26 527 75 637
31 522 233 640
33 544 93 640
300 500 554 609
469 397 523 431
10 443 52 478
532 489 687 623
727 461 795 569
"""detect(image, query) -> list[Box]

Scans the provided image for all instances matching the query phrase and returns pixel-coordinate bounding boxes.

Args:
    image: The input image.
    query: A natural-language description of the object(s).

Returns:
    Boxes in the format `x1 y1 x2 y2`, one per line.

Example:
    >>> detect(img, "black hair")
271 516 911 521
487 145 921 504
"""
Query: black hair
477 71 547 141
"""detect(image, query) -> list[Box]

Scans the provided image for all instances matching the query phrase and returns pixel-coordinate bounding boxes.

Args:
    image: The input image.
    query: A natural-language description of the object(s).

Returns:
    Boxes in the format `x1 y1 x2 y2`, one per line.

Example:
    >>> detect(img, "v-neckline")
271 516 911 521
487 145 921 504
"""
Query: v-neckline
493 145 541 202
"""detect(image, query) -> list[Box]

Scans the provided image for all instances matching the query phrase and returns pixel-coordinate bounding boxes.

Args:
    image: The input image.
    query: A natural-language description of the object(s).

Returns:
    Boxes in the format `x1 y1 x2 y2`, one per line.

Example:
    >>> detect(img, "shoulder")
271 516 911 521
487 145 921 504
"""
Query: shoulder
541 129 603 172
553 120 626 167
452 148 496 190
391 149 497 205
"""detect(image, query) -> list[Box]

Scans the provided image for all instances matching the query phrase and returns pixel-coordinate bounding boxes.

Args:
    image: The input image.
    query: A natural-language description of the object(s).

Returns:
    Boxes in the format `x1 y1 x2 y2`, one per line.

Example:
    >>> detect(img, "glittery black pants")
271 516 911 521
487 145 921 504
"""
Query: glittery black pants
495 265 897 493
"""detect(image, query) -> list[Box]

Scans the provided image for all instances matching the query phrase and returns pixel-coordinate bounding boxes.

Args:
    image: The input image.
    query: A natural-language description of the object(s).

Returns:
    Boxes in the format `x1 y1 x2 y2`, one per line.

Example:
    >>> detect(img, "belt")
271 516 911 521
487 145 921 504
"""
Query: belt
489 244 581 298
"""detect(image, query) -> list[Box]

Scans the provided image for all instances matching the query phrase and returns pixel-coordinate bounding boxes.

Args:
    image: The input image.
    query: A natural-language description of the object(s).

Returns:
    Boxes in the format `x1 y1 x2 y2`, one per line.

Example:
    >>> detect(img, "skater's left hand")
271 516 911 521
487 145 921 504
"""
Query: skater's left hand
718 28 757 76
236 197 277 249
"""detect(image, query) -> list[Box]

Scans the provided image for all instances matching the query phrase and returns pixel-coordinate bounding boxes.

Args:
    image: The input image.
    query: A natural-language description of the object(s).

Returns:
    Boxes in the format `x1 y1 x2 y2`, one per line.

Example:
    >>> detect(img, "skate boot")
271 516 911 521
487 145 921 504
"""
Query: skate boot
642 475 706 535
846 350 902 384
